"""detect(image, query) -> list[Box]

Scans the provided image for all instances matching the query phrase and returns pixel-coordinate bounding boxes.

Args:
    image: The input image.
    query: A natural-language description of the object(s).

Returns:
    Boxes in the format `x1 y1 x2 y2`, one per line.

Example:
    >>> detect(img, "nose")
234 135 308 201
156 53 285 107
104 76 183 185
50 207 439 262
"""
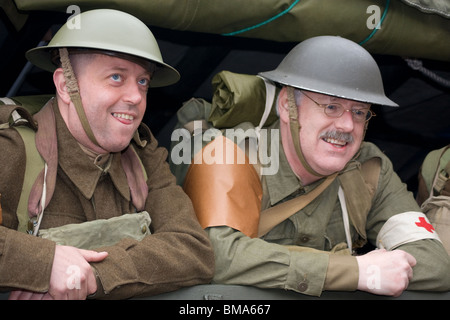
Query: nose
123 81 144 105
334 109 355 132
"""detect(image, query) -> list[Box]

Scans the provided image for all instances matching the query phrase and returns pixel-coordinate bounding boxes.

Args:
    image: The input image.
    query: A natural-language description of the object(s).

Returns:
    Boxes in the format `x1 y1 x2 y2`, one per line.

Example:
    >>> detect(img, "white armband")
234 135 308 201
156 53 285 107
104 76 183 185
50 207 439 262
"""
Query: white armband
376 211 441 250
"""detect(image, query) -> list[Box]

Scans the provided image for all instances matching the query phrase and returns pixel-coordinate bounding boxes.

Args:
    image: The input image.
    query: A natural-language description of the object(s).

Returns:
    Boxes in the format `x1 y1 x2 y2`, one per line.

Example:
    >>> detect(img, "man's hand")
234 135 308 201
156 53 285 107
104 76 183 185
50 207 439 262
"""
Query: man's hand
356 248 416 297
9 245 108 300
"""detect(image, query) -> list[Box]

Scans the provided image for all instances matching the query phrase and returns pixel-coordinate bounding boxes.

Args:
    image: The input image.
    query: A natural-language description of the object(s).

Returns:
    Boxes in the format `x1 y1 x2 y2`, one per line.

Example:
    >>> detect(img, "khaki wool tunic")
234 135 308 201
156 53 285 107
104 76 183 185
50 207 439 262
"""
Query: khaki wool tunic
207 121 450 296
0 100 215 299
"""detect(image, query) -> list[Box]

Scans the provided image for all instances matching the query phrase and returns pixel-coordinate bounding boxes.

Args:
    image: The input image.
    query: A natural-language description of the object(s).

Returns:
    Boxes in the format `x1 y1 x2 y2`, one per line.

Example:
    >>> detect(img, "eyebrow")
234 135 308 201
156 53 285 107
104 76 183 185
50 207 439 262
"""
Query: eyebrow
108 66 151 78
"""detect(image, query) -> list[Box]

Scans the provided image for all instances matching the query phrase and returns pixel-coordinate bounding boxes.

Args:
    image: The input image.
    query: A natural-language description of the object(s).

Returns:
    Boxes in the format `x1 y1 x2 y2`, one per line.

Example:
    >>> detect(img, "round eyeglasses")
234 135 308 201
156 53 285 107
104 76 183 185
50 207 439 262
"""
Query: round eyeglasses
301 91 376 123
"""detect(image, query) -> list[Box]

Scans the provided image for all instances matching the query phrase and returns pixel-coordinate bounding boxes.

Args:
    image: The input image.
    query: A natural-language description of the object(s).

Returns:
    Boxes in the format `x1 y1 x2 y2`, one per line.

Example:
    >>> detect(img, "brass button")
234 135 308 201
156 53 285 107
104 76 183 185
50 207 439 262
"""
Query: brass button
141 225 147 234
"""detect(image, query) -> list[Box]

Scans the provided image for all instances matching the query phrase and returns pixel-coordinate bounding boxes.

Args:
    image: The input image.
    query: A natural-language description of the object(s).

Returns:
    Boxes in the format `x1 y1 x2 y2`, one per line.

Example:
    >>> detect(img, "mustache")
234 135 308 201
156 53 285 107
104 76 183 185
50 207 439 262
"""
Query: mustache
319 130 354 144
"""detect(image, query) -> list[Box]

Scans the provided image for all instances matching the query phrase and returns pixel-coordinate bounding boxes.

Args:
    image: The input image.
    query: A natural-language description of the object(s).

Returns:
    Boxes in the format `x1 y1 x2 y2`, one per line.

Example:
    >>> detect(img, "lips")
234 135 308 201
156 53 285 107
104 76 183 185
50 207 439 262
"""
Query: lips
112 112 134 121
322 137 347 147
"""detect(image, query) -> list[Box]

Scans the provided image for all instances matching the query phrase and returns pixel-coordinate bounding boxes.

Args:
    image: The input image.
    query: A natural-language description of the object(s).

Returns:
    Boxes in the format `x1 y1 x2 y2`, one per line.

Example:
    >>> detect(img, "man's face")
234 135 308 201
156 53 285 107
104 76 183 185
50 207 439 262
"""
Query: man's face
71 54 151 153
296 91 370 176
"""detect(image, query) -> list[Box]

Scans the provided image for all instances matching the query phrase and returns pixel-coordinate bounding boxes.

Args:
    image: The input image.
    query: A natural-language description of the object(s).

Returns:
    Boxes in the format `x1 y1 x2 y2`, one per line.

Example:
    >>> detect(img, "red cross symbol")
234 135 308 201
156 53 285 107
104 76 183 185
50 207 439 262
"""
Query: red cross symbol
415 217 435 233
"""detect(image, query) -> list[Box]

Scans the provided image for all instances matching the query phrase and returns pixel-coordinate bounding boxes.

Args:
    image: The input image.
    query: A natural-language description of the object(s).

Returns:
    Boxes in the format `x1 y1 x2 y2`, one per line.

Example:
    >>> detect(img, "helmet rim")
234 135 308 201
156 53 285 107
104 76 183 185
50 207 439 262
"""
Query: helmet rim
25 9 180 87
259 36 398 107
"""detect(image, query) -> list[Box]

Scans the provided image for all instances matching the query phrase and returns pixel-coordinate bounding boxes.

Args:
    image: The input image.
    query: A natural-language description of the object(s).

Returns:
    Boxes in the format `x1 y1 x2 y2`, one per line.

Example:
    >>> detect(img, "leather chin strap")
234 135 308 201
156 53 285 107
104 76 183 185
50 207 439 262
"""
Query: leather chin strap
59 48 100 147
286 86 325 177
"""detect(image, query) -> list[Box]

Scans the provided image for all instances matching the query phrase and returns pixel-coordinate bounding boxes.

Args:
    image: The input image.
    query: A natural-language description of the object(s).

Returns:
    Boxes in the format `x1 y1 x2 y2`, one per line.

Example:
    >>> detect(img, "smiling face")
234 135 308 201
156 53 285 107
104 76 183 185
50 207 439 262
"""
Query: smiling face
55 53 151 153
279 87 370 183
298 90 369 173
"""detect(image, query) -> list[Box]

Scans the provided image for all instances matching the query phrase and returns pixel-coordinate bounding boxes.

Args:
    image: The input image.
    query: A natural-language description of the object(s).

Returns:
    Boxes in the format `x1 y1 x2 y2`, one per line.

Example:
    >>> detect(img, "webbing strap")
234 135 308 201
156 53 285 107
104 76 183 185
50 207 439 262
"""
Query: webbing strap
59 48 99 146
286 86 325 177
258 173 337 237
14 126 45 233
258 157 380 242
433 145 450 196
338 157 381 241
338 186 353 252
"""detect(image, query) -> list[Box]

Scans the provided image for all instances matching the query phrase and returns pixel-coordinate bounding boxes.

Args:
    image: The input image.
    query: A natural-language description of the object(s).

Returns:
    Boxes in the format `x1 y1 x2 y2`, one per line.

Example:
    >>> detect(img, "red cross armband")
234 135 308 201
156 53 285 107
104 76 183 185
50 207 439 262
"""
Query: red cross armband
376 211 442 250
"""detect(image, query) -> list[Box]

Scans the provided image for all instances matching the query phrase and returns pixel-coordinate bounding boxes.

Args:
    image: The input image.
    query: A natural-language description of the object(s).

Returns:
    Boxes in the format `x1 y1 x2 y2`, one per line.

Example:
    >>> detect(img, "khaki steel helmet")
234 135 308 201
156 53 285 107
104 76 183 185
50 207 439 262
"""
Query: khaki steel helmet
259 36 398 107
26 9 180 87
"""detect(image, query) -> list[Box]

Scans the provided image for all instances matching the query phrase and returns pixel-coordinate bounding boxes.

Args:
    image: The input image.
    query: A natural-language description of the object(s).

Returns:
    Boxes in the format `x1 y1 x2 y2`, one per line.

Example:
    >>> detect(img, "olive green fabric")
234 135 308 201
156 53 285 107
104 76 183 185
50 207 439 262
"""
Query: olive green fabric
209 71 278 128
0 99 215 298
0 96 152 239
401 0 450 18
0 96 51 233
417 145 450 255
13 0 450 61
0 95 54 115
169 98 213 186
0 0 28 30
207 126 450 296
420 146 450 196
13 126 45 233
38 211 152 250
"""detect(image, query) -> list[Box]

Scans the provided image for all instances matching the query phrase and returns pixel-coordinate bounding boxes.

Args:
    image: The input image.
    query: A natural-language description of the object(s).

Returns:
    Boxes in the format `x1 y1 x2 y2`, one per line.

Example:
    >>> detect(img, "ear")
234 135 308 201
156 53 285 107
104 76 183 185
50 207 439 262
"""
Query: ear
277 86 290 124
53 68 71 105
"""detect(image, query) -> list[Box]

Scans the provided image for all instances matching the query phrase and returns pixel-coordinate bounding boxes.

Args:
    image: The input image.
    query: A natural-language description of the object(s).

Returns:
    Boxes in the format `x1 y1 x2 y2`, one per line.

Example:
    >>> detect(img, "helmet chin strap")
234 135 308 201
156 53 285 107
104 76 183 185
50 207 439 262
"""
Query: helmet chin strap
286 86 370 178
59 48 100 147
286 86 325 178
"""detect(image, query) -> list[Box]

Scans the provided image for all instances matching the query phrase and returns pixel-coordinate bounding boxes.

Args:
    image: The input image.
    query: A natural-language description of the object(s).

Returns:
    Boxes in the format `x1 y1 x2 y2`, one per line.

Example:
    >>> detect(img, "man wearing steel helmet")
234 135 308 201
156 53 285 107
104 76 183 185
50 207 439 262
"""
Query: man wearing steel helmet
0 9 214 299
184 36 450 296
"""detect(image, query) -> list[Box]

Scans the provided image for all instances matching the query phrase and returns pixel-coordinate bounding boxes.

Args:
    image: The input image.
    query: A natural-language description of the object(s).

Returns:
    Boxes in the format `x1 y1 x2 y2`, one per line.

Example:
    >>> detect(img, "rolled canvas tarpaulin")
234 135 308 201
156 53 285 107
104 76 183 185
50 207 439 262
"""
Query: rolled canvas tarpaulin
11 0 450 62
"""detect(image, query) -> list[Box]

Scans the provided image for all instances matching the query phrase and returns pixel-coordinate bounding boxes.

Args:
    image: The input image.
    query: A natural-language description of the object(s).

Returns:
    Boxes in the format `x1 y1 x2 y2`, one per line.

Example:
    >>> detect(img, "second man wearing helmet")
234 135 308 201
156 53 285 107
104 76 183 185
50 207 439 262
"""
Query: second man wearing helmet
183 36 450 296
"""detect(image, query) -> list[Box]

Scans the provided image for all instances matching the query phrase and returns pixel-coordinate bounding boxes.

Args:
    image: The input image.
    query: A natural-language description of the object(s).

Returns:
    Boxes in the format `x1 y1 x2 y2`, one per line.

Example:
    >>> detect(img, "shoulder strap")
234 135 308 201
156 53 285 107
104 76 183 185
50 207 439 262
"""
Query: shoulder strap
338 157 381 242
360 157 381 197
432 145 450 197
258 157 381 240
0 101 45 233
258 173 338 237
14 126 45 233
4 98 151 234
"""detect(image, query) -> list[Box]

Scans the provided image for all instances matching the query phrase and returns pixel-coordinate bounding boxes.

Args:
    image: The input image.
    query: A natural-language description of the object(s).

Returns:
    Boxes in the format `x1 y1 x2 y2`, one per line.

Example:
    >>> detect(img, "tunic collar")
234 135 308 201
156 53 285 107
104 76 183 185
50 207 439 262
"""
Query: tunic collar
53 102 131 201
264 121 302 205
264 120 328 206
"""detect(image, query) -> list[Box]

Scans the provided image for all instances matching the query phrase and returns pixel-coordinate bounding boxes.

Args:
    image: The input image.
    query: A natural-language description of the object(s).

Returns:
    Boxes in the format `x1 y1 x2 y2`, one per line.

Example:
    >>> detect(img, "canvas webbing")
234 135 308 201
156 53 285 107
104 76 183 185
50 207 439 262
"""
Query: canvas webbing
258 173 337 237
433 146 450 196
286 86 325 177
258 157 380 241
337 157 380 241
14 126 45 233
59 48 99 147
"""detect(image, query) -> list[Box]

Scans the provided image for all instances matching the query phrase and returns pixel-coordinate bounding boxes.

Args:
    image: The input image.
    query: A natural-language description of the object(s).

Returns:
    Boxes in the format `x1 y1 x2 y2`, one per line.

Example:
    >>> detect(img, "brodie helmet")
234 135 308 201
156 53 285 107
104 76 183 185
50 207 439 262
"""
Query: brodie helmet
25 9 180 147
259 36 397 177
26 8 180 87
259 35 397 107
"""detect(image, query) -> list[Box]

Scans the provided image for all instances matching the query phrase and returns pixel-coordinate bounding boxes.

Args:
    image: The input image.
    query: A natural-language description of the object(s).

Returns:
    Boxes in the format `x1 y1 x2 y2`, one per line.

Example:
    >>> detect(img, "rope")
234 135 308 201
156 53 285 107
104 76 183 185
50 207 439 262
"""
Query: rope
405 58 450 88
